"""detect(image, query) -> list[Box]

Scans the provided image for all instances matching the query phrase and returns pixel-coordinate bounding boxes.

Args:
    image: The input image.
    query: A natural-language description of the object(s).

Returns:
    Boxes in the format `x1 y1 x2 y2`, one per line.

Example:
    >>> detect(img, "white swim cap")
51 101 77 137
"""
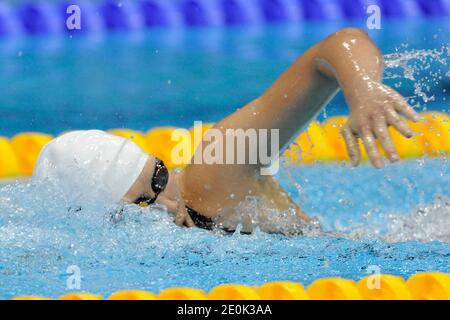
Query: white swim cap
34 130 149 205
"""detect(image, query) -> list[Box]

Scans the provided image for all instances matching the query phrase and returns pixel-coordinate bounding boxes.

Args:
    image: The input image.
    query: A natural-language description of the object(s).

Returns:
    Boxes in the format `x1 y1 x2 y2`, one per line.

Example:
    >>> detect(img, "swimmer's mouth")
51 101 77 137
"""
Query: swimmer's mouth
134 158 169 207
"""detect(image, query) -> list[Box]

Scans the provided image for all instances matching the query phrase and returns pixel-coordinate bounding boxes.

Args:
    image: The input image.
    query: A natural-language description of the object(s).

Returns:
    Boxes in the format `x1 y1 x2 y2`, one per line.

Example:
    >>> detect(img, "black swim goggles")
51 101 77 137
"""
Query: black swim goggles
134 158 169 207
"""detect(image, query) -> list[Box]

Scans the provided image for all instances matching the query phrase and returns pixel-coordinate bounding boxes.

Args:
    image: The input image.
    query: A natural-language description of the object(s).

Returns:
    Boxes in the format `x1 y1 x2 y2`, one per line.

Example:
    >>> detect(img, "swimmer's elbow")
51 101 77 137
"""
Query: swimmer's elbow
332 27 368 39
315 27 383 79
320 27 379 57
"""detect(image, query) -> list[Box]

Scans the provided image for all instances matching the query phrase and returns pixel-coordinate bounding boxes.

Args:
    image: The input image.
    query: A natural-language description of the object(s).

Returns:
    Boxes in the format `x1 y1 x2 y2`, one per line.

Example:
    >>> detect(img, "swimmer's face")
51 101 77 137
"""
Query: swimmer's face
122 156 168 205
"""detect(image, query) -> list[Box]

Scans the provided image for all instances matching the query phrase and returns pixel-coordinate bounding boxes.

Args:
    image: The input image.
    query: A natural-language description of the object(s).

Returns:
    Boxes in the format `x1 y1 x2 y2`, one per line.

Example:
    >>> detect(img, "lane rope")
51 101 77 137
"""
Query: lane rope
12 272 450 300
1 112 449 178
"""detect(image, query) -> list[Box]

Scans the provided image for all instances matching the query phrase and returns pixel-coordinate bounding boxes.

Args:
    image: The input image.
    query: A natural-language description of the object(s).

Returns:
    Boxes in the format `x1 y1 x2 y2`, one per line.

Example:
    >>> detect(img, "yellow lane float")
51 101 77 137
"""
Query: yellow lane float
406 272 450 300
12 272 450 300
421 112 450 155
108 290 156 300
258 281 309 300
0 112 448 179
0 137 21 177
285 121 340 164
357 274 412 300
158 287 207 300
13 296 51 300
9 132 53 176
58 293 103 300
321 116 349 161
207 284 261 300
389 126 425 159
307 278 362 300
146 126 190 169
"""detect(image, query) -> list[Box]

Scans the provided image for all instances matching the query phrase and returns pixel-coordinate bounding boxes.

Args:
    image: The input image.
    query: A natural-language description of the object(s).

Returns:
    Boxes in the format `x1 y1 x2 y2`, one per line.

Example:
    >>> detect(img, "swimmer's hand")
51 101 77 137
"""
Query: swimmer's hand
174 204 195 228
314 28 421 168
341 79 421 168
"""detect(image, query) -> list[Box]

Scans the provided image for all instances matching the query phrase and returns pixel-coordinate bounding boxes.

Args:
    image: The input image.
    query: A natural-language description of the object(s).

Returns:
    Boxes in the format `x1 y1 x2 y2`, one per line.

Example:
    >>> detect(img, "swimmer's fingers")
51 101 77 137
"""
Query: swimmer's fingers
174 214 186 227
391 91 421 122
175 208 195 228
174 214 190 227
361 126 384 168
341 125 360 166
385 105 413 138
373 115 399 163
184 214 195 228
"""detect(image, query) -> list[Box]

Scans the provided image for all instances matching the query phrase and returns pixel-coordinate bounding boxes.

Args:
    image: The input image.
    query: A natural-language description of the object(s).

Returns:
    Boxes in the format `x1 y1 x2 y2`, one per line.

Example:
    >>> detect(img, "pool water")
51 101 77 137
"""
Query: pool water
0 19 449 136
0 159 449 298
0 19 450 298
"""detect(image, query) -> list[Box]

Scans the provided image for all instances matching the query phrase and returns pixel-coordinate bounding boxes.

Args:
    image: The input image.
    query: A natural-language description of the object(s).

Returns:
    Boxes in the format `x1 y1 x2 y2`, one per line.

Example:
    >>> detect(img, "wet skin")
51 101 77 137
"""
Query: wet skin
124 28 420 233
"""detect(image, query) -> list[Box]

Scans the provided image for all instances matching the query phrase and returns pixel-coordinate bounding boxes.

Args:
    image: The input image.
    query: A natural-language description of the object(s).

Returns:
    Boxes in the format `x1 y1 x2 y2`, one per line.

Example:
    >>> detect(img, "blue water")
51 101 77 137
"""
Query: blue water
0 159 449 298
0 20 450 298
0 19 449 136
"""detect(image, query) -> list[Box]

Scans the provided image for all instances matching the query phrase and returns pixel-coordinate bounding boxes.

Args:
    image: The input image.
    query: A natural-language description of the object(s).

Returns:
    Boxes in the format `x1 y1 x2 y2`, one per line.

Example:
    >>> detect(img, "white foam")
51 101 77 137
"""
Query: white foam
333 196 450 243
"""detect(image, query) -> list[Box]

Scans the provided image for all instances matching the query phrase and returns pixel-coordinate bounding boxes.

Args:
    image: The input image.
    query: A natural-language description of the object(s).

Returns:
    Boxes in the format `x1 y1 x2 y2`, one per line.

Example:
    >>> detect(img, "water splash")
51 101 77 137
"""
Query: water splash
1 158 449 248
1 158 449 298
334 196 450 243
384 45 450 108
215 195 322 235
0 41 449 297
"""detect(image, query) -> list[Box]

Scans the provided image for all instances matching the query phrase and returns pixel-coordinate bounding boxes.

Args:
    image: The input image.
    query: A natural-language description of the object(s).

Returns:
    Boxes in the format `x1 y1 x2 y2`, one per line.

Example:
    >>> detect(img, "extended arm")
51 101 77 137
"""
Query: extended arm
181 28 420 218
314 28 420 167
218 27 419 168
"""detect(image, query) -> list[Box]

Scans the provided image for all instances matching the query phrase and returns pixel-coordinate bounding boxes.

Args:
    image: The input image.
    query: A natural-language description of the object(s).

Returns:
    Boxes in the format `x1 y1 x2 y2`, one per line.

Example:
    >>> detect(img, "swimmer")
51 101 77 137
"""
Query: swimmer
34 28 420 234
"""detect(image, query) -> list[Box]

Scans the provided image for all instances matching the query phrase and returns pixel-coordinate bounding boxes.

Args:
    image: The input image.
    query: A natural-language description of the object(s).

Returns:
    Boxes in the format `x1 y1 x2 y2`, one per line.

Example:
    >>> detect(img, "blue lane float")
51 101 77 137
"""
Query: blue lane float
260 0 287 23
0 0 449 37
0 5 12 36
182 0 209 26
141 1 169 27
18 3 50 35
60 1 96 34
101 1 130 30
418 0 448 16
